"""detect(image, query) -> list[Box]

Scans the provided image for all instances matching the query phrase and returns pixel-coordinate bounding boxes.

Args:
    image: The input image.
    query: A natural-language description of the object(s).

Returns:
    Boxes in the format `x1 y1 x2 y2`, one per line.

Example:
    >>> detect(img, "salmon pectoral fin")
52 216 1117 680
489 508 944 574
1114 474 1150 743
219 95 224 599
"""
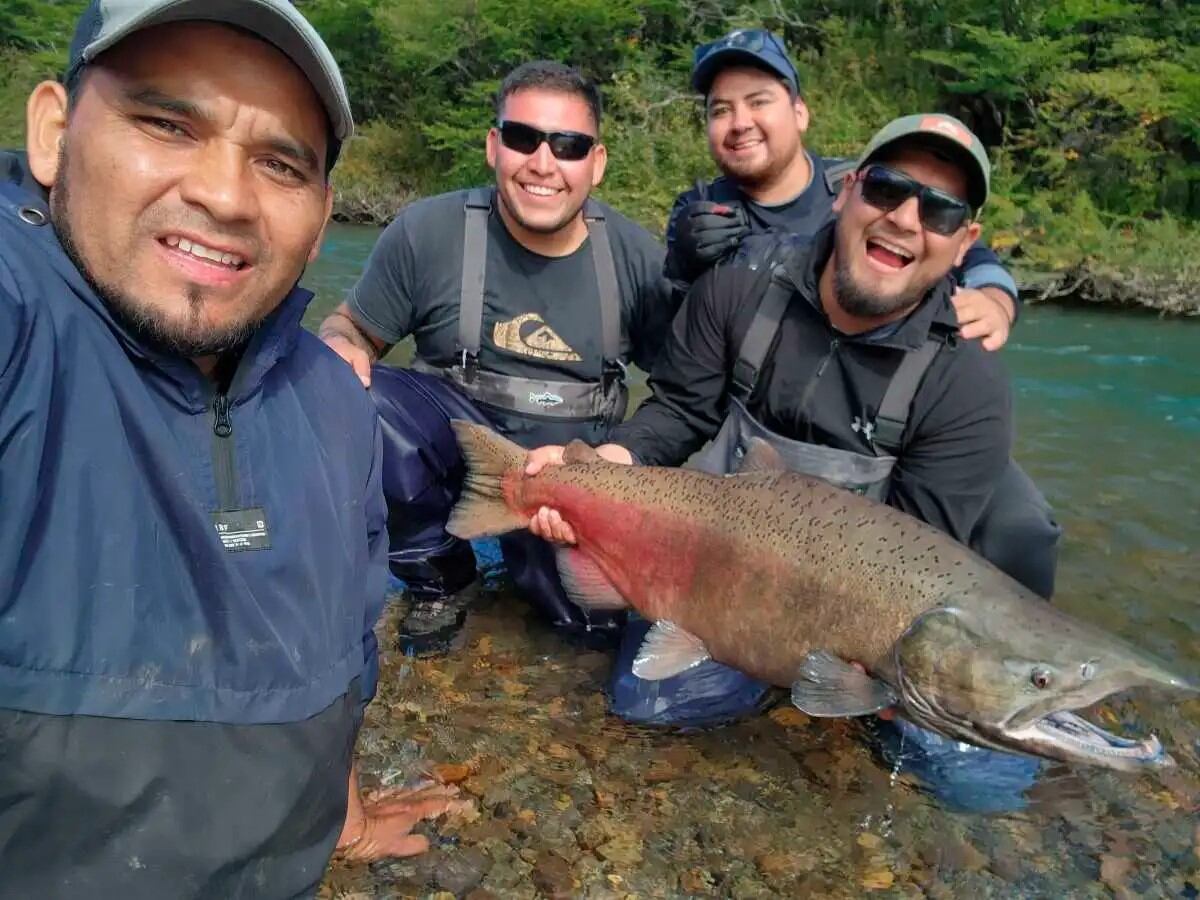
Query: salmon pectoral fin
447 420 529 540
631 621 712 680
790 650 898 717
554 547 629 611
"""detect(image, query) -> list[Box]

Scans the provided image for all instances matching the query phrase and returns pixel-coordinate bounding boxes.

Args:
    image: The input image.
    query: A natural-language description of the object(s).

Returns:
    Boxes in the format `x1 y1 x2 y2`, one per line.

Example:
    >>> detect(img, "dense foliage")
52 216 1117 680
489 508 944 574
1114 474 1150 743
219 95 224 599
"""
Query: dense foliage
3 0 1197 289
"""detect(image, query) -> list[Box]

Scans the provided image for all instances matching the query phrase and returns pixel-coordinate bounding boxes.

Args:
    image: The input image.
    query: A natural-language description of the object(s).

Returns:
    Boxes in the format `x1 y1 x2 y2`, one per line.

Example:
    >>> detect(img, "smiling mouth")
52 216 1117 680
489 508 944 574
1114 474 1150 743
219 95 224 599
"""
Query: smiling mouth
865 237 914 270
520 183 562 199
161 235 248 270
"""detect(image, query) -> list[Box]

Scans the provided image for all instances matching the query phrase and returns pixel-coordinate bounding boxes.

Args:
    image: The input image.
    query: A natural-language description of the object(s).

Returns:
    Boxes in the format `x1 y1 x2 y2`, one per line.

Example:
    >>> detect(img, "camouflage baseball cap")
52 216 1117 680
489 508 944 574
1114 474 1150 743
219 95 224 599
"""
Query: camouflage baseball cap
857 113 990 212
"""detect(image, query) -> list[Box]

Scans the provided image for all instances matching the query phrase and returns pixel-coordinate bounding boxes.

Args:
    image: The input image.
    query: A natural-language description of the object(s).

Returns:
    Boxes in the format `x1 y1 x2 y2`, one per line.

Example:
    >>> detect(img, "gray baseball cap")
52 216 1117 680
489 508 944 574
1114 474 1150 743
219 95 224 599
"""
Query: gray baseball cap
857 113 990 211
66 0 353 162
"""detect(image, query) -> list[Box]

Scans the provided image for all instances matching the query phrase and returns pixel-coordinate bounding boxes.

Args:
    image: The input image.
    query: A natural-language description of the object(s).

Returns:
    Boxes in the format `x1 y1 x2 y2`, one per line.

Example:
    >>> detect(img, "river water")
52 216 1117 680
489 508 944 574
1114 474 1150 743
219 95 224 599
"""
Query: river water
307 223 1200 899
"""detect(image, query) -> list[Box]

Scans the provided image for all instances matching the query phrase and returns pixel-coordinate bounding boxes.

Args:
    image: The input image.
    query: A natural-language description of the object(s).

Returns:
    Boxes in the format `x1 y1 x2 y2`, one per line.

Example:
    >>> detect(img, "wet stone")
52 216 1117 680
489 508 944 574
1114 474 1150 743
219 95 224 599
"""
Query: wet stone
434 847 491 895
531 850 576 899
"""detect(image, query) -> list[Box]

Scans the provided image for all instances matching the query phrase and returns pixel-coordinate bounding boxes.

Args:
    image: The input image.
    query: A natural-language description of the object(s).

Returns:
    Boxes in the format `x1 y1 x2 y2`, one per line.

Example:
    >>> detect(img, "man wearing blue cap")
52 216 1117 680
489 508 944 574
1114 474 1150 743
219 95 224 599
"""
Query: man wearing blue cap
665 29 1060 602
668 28 1020 352
0 1 463 894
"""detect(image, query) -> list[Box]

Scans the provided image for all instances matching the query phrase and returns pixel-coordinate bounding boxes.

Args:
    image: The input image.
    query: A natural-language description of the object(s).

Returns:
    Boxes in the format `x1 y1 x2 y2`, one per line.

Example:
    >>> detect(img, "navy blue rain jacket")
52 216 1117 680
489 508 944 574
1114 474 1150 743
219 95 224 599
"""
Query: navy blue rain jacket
0 154 388 725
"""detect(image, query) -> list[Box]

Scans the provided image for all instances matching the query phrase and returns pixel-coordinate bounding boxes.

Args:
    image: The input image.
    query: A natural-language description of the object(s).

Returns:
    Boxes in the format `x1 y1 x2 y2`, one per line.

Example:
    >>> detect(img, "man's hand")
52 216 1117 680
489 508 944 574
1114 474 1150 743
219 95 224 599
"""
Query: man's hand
952 287 1015 352
318 302 387 388
523 443 633 544
670 201 750 281
322 333 375 387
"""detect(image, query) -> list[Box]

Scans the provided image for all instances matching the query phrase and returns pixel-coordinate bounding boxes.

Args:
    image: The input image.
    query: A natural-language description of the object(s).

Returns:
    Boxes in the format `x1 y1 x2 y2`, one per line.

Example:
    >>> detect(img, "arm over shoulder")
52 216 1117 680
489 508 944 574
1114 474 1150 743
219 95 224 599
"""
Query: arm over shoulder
887 340 1012 543
611 265 751 465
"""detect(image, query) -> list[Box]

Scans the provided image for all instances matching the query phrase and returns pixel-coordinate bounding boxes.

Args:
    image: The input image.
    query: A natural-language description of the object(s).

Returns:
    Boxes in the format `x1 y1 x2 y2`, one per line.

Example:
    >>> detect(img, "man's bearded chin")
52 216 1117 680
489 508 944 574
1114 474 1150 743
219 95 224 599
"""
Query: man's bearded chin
50 149 264 359
832 250 936 320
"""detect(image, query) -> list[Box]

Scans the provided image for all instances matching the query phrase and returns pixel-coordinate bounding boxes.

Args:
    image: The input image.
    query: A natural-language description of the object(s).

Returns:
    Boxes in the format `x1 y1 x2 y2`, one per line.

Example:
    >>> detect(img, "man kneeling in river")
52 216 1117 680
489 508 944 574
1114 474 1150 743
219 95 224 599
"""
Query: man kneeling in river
525 113 1050 801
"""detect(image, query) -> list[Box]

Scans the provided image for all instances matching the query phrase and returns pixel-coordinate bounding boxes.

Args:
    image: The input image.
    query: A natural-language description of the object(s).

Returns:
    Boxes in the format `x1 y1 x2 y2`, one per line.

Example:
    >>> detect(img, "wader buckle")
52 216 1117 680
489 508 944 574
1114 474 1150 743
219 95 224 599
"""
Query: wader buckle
460 348 479 384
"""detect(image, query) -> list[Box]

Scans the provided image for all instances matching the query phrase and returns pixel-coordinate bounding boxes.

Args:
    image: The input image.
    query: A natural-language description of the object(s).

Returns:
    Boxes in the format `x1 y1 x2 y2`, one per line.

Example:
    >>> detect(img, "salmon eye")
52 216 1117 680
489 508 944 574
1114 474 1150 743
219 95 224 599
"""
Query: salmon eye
1031 667 1052 690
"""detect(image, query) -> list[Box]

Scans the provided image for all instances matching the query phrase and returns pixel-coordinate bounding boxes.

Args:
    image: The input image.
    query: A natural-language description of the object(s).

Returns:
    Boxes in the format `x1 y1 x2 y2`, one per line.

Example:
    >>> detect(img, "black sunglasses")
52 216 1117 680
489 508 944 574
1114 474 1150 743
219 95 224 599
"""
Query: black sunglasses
857 165 974 236
498 121 596 161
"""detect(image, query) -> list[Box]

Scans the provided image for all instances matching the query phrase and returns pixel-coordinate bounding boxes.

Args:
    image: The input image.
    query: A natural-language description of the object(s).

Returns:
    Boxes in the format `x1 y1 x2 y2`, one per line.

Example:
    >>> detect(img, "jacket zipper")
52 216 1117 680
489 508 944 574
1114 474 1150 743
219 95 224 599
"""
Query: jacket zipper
211 392 239 511
797 338 839 443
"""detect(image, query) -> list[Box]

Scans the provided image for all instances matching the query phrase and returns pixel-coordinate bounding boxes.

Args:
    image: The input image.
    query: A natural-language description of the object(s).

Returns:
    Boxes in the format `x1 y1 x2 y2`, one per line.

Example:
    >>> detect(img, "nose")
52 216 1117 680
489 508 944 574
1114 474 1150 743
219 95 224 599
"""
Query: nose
526 140 558 175
176 140 259 224
885 194 923 234
730 102 754 132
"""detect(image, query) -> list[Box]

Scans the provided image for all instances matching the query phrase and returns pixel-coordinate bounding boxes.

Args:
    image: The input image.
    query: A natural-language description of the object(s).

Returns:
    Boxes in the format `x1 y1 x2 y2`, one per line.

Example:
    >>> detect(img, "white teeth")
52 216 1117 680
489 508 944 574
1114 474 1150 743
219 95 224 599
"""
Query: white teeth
164 236 244 268
872 238 914 260
522 184 558 197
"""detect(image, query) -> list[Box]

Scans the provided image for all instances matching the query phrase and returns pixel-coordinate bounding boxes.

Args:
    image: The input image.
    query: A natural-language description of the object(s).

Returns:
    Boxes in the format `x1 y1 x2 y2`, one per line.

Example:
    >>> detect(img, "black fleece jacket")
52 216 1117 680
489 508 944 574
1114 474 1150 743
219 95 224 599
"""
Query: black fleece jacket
611 225 1013 544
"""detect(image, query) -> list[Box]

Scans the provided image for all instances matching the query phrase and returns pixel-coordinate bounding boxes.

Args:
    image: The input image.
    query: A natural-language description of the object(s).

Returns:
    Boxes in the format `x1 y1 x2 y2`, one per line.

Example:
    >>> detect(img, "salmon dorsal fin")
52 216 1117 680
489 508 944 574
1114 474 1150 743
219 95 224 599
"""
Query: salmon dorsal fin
737 438 786 474
562 439 602 465
554 547 628 611
632 621 711 680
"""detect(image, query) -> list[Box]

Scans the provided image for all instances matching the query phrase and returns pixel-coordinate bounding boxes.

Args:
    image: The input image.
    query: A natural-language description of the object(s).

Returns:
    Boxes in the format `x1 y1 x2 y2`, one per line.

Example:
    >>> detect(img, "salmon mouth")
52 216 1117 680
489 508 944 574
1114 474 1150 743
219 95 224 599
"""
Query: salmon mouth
998 710 1171 769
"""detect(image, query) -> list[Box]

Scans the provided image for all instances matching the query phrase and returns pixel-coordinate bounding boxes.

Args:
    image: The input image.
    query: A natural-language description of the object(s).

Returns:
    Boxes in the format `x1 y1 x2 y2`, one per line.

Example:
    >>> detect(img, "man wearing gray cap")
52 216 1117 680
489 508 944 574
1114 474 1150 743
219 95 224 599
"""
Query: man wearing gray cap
0 1 460 895
528 114 1037 742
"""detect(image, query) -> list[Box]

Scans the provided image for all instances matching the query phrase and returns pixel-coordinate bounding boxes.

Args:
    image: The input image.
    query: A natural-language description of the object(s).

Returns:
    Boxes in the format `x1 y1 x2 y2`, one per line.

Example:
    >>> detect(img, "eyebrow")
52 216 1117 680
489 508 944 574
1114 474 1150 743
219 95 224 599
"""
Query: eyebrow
707 89 775 109
120 86 322 174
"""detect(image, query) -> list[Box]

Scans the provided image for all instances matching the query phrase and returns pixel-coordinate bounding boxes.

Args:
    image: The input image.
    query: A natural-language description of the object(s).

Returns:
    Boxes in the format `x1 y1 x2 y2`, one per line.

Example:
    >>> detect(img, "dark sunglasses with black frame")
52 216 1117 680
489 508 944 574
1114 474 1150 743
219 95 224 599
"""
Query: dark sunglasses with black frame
497 121 596 162
856 165 975 236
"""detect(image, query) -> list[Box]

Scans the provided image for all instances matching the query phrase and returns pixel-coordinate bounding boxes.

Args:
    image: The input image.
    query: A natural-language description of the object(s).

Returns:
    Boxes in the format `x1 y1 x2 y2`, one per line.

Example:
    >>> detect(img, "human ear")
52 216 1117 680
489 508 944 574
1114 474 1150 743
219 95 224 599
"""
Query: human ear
793 97 810 135
26 81 69 189
831 173 855 213
590 142 608 187
485 127 499 171
954 221 983 266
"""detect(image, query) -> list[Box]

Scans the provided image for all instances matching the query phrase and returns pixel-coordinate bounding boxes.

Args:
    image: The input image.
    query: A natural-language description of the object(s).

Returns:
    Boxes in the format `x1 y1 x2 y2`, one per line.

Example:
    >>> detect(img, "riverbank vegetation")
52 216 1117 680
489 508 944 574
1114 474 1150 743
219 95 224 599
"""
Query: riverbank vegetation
4 0 1197 312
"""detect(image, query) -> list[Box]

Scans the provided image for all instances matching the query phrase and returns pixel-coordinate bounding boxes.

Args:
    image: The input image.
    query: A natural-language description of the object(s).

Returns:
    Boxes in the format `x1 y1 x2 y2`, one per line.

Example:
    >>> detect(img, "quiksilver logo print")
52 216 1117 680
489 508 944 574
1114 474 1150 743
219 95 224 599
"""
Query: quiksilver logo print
492 313 582 362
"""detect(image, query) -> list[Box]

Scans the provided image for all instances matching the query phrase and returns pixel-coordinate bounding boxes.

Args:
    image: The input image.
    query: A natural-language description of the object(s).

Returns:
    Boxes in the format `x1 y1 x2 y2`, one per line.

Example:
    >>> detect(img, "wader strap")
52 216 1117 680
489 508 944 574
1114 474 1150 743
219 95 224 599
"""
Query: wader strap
583 200 622 374
731 268 793 401
871 337 942 454
457 188 493 375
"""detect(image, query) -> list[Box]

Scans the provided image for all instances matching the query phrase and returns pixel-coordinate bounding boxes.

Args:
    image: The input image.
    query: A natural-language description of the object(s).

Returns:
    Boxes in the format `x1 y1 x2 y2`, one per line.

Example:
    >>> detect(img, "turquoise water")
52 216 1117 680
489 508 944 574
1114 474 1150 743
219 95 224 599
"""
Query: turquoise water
307 224 1200 898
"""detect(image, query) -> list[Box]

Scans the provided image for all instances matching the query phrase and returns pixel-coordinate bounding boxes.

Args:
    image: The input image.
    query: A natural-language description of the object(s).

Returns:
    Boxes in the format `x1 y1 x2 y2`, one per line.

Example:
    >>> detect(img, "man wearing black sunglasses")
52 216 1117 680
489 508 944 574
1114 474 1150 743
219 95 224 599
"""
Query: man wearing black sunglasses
668 28 1020 353
319 61 675 655
527 116 1051 757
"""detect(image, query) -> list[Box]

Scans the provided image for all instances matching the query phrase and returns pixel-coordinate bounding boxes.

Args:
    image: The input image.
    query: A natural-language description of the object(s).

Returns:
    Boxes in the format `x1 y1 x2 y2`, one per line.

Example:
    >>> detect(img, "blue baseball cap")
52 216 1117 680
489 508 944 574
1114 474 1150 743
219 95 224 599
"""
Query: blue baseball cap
691 29 800 96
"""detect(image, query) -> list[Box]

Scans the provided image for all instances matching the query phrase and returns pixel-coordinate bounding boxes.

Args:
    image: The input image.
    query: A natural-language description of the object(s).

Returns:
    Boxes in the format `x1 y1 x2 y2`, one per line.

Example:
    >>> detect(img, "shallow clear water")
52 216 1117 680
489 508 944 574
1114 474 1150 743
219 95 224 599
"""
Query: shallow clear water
307 224 1200 899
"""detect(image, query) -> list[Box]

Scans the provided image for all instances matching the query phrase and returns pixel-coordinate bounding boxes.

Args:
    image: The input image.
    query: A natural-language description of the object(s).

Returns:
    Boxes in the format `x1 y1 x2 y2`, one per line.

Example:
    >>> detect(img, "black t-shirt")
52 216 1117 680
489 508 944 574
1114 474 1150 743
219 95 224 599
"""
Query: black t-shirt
348 188 676 446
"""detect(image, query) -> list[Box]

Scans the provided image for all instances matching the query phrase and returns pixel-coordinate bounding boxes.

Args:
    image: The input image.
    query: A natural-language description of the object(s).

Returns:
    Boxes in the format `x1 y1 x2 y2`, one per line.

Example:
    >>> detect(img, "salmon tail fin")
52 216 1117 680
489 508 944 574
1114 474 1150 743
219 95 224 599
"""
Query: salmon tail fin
447 420 529 540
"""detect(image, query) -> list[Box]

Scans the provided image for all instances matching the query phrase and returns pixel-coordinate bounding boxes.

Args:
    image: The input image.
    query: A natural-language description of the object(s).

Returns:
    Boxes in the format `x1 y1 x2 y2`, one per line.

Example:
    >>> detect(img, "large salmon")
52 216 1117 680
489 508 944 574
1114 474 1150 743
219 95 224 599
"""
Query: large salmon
446 421 1197 772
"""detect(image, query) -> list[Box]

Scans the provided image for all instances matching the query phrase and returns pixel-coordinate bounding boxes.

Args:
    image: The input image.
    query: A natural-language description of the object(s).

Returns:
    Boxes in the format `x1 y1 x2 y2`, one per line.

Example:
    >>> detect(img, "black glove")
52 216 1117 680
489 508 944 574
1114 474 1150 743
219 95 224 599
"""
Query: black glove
666 201 751 283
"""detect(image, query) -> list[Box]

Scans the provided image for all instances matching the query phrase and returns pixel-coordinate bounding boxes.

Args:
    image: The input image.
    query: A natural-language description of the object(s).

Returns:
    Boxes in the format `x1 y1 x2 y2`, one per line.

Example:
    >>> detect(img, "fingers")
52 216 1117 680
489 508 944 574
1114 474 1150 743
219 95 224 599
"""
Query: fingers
529 506 576 545
525 445 565 476
353 355 372 388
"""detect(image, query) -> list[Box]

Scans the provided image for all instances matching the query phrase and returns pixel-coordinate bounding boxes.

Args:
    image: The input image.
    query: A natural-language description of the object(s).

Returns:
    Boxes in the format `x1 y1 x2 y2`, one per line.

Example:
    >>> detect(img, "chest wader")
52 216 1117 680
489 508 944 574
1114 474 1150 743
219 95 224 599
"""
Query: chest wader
413 189 629 429
390 190 630 644
611 268 945 729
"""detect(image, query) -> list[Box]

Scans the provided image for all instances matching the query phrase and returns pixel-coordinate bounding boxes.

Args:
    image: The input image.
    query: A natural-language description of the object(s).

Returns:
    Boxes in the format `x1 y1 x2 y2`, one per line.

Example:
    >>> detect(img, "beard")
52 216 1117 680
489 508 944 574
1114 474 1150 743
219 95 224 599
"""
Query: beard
832 240 939 321
50 143 267 358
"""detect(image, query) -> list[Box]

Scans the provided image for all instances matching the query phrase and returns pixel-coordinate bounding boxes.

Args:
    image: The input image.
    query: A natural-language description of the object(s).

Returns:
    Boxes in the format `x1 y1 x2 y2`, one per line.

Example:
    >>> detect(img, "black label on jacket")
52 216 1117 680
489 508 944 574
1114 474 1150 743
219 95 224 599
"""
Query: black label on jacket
211 507 271 552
